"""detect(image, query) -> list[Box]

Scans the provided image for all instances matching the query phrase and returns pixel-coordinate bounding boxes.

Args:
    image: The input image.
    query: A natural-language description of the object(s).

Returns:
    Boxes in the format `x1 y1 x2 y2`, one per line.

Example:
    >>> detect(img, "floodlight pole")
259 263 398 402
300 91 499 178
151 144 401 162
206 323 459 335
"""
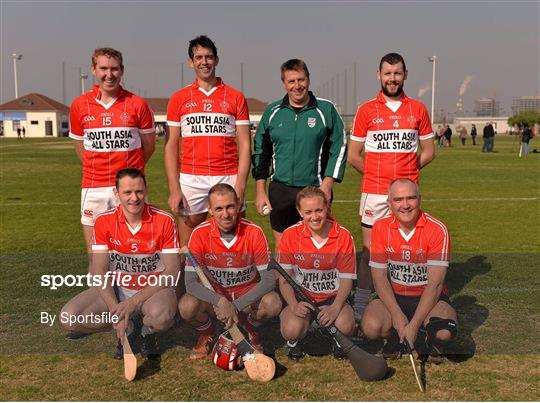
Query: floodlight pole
428 55 437 126
80 73 88 94
12 53 22 99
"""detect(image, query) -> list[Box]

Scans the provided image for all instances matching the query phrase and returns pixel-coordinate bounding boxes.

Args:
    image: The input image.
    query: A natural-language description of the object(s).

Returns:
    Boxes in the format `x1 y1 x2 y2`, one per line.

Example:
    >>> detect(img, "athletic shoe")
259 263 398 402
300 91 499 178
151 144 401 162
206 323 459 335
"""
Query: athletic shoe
114 338 123 360
331 341 346 360
141 333 160 359
190 333 215 360
382 336 400 360
287 340 304 361
427 344 444 365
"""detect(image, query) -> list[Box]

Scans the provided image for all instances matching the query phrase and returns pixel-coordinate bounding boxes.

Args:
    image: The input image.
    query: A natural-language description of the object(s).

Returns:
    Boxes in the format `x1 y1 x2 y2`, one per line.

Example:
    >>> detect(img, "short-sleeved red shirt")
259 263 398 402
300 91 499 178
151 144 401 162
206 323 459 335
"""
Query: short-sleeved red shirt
369 211 450 297
278 220 357 303
69 85 155 188
166 78 250 176
351 91 433 194
92 204 179 290
187 217 269 299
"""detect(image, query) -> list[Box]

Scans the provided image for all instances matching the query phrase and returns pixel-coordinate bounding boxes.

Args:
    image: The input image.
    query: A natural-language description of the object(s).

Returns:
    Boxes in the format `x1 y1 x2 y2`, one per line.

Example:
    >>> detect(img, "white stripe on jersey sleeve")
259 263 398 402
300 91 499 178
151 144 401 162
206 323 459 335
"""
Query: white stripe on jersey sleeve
92 245 109 251
236 120 251 126
139 127 156 134
69 132 84 140
167 120 181 127
369 261 388 269
256 264 268 272
340 272 357 279
279 263 295 271
427 260 449 267
419 132 434 140
162 248 181 254
349 134 366 142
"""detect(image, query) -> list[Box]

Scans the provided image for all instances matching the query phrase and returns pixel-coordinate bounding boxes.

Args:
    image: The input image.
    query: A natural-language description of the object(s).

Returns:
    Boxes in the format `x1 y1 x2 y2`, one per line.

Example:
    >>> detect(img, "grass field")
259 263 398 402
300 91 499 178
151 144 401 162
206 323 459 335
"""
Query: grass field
1 136 539 401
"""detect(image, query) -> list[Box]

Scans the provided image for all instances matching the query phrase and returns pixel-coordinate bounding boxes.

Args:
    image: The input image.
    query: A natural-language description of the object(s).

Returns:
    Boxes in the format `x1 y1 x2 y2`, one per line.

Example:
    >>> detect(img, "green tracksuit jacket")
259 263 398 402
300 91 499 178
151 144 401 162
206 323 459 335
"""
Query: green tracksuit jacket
252 92 347 187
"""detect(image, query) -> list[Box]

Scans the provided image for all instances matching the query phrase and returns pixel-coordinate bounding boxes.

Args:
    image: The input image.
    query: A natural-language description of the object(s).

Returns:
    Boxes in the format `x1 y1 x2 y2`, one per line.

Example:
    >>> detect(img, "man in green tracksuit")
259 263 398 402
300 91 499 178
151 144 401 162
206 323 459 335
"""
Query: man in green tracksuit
252 59 347 245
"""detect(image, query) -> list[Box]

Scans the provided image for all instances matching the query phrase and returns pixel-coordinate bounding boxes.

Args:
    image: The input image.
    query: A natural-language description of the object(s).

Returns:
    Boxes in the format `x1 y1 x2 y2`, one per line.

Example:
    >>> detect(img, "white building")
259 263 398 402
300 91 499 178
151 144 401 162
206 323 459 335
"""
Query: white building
453 116 510 134
0 93 69 137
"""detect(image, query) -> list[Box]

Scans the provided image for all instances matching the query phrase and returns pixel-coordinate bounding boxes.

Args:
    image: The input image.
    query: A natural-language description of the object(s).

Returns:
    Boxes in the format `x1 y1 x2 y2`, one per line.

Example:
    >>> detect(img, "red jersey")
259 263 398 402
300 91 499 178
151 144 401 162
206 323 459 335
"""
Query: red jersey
369 211 450 297
187 217 269 299
278 220 356 303
351 91 433 194
92 204 180 291
69 85 155 188
166 78 250 176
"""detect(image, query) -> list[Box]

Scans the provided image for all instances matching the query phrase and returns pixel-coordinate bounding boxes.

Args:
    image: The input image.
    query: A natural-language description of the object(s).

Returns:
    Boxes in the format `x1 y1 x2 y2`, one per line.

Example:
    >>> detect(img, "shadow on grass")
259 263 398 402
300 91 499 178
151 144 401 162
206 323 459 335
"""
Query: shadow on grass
136 355 161 380
445 256 491 361
350 253 491 362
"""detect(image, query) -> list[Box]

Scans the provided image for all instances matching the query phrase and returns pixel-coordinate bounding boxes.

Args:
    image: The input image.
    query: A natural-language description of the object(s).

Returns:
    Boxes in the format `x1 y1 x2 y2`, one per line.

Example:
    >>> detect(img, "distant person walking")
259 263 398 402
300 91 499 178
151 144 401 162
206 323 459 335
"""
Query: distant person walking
482 122 495 152
459 126 467 146
521 124 533 155
22 126 26 137
17 127 22 139
470 124 477 145
444 124 452 147
436 125 445 147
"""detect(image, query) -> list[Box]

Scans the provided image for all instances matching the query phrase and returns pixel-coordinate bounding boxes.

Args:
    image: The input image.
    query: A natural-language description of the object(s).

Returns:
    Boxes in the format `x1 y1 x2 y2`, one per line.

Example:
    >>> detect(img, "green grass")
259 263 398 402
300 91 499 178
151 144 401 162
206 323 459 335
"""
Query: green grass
0 136 539 400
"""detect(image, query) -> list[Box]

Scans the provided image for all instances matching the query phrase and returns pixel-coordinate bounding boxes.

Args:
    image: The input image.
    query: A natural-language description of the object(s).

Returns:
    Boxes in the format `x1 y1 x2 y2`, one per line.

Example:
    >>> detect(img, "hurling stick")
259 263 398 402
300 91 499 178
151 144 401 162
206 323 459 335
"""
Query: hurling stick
269 258 388 382
123 332 137 381
403 340 425 392
180 247 276 382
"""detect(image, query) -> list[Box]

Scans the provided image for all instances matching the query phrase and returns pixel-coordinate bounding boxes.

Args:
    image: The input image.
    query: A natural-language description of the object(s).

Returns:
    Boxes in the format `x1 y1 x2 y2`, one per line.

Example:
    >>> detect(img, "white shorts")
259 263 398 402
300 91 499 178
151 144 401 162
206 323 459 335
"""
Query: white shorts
80 186 118 226
359 193 390 227
179 173 246 215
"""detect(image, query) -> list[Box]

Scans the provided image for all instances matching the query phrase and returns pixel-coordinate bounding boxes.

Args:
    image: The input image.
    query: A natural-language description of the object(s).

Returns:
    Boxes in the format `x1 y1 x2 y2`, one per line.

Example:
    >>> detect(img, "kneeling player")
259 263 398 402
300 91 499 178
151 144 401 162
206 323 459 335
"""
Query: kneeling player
178 183 281 359
361 179 457 364
278 186 356 360
60 168 180 359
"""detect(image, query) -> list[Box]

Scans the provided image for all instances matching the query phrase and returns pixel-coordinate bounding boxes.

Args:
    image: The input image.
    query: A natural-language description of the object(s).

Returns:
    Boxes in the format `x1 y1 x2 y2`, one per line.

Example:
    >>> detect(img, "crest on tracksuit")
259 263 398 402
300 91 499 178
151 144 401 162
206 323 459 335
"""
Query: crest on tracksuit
307 117 316 128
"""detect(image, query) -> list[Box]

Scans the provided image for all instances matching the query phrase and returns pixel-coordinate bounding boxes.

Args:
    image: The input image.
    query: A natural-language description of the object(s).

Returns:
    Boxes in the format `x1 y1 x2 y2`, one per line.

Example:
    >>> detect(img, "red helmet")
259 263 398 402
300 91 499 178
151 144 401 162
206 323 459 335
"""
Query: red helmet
211 331 243 371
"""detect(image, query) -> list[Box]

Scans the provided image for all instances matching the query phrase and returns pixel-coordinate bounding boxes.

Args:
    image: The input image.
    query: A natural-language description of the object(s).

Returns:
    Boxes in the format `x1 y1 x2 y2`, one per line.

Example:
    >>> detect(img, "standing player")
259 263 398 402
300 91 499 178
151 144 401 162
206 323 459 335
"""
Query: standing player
277 187 356 360
347 53 435 321
60 168 180 359
252 59 347 246
165 35 251 248
361 179 456 363
179 184 281 359
69 47 156 252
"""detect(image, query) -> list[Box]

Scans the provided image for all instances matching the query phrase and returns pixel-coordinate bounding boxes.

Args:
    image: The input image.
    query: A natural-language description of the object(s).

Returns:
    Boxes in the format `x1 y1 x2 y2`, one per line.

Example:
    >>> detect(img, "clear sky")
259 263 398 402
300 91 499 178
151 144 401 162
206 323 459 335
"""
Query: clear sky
1 0 538 116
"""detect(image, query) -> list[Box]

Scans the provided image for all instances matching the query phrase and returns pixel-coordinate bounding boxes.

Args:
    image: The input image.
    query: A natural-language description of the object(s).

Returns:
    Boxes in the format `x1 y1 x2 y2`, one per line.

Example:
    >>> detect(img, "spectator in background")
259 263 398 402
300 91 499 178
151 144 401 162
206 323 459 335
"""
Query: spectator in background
17 127 22 139
436 125 445 147
482 122 495 152
459 126 467 146
470 124 477 145
444 124 452 147
521 124 533 155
